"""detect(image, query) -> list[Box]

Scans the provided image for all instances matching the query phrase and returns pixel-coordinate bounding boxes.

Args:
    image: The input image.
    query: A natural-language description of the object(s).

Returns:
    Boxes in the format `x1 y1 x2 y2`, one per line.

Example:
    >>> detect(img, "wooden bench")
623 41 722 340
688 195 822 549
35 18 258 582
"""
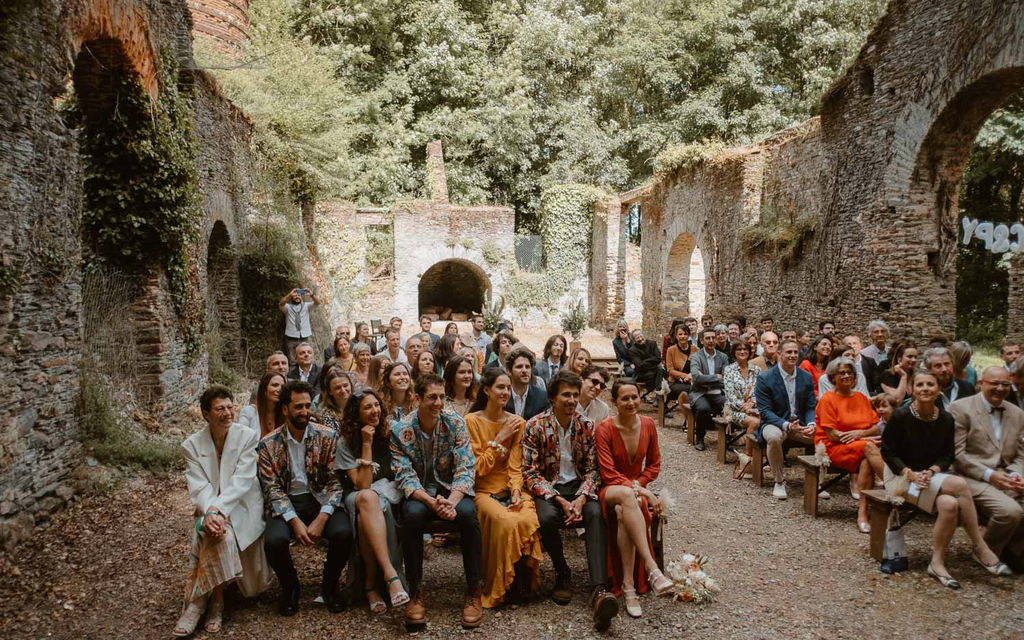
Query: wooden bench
863 489 932 561
715 416 747 464
796 454 850 517
747 431 814 487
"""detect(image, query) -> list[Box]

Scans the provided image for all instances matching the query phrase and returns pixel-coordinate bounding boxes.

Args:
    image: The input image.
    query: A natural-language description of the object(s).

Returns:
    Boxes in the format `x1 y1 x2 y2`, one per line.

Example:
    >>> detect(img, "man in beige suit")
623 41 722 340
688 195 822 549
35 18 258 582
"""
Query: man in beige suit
951 366 1024 571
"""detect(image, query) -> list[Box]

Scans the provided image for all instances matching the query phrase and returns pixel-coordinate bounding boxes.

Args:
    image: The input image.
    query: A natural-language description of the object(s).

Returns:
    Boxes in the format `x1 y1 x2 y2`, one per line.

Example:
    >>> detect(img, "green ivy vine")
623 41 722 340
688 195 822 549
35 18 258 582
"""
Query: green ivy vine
502 184 599 311
75 50 204 358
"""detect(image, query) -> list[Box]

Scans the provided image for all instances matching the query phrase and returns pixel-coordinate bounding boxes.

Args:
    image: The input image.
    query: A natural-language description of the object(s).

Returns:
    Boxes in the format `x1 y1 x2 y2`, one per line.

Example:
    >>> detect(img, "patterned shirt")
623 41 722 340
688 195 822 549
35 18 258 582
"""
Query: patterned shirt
521 408 600 500
257 423 344 520
390 409 476 498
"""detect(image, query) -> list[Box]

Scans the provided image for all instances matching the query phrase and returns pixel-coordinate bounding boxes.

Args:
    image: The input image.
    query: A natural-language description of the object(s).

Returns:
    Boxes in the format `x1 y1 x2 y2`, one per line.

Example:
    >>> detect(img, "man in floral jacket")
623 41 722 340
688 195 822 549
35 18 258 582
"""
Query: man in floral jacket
257 381 351 616
390 373 483 630
521 369 619 631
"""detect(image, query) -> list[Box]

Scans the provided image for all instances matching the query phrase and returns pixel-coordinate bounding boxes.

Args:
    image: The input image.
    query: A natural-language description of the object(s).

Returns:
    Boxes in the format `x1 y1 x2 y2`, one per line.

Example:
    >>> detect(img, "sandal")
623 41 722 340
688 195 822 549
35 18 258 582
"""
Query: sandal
622 587 642 618
203 594 223 633
387 575 410 607
648 568 673 597
366 589 387 614
172 600 206 638
733 452 752 480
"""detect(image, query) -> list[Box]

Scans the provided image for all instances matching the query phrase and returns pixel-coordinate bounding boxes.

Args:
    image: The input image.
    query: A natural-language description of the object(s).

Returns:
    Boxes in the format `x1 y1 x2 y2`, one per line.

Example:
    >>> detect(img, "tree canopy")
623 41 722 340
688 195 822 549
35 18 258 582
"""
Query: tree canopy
202 0 887 228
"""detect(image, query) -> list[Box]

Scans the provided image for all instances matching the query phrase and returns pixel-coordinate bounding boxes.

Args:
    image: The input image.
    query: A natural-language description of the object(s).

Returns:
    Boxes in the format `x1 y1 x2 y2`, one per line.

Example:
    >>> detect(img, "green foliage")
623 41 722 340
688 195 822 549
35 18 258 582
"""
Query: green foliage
208 328 246 391
364 224 395 276
238 219 305 360
79 372 182 472
956 92 1024 346
482 296 506 333
480 239 507 267
654 140 726 175
560 299 587 339
739 215 819 266
74 50 204 350
237 0 884 226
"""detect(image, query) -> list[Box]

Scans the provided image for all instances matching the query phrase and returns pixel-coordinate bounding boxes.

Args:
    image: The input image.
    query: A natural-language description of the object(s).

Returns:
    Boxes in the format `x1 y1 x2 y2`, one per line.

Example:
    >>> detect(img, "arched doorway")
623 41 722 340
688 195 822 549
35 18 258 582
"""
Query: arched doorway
664 233 706 319
902 69 1024 341
207 221 242 368
418 259 491 318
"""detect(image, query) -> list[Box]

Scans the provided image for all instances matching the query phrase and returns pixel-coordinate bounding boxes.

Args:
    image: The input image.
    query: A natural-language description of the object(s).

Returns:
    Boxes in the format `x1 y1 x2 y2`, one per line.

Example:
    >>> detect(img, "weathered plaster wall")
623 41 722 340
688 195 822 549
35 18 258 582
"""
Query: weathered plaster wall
641 0 1024 339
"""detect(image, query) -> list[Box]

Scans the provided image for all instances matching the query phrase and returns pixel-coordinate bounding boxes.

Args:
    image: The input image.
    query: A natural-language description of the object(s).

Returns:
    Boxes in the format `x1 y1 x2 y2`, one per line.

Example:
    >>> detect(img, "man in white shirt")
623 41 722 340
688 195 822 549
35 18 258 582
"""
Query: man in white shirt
287 343 322 392
379 328 408 364
859 319 889 391
471 314 492 352
690 328 729 451
279 287 320 365
412 315 440 349
951 366 1024 572
577 365 610 424
521 370 618 630
257 381 350 615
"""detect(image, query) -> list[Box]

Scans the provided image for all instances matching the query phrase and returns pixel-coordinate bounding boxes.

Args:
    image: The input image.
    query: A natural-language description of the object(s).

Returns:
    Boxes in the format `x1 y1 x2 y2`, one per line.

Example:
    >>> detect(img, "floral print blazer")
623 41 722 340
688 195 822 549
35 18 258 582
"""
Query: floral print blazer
724 362 759 425
521 408 600 500
256 423 344 519
389 409 476 498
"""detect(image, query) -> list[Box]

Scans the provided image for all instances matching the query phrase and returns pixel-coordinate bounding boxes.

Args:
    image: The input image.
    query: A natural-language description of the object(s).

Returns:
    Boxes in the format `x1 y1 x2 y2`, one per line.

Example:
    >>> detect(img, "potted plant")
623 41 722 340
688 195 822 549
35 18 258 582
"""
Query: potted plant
482 296 506 334
561 299 587 352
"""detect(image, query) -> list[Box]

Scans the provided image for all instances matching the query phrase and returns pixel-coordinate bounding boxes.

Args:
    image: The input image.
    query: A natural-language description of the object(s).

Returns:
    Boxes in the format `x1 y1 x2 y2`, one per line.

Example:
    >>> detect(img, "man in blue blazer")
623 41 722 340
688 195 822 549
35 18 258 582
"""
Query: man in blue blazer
754 338 817 500
690 328 730 451
505 347 551 422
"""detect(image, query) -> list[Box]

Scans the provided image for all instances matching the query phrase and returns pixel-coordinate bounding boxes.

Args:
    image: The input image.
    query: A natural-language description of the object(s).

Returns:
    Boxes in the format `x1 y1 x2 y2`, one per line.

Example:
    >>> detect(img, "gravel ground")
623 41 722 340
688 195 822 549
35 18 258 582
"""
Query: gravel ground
2 409 1023 640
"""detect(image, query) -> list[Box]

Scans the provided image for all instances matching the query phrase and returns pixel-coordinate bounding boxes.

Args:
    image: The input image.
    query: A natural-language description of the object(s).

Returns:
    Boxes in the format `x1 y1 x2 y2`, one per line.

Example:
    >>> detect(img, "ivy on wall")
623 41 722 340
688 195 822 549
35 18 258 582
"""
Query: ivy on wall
502 184 601 311
654 140 727 176
75 50 204 357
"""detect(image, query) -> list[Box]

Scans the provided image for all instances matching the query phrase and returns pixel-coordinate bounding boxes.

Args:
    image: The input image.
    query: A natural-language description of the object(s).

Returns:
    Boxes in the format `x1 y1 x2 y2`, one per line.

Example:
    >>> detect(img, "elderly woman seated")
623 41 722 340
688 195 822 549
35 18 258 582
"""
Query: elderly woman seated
814 357 884 533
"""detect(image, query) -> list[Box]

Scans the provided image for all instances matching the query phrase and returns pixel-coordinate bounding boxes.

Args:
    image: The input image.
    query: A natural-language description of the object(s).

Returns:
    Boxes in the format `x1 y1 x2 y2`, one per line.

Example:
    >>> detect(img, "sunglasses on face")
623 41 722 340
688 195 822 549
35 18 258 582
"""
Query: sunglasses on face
587 378 606 389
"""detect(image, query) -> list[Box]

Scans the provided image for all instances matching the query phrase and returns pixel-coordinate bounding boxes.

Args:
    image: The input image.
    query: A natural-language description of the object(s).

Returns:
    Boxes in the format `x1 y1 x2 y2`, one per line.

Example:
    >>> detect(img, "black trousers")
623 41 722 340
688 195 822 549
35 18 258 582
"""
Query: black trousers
692 392 726 440
535 480 608 589
400 496 483 594
264 493 353 594
635 365 665 394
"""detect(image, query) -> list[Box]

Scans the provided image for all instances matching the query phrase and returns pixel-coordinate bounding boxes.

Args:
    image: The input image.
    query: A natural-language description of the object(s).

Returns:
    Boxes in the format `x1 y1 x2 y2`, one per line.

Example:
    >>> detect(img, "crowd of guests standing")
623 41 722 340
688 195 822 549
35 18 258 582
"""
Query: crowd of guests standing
173 301 669 637
613 313 1024 589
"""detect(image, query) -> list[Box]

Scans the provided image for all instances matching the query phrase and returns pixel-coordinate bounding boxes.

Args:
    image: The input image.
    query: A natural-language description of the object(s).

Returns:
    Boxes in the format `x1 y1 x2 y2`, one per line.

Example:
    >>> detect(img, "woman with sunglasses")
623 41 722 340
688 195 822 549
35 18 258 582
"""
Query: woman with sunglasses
335 388 409 612
464 369 543 607
578 364 610 424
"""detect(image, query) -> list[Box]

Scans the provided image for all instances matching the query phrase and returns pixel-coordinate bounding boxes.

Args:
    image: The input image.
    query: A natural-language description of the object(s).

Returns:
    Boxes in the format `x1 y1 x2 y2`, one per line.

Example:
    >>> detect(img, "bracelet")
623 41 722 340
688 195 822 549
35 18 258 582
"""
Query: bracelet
488 441 509 457
356 458 381 472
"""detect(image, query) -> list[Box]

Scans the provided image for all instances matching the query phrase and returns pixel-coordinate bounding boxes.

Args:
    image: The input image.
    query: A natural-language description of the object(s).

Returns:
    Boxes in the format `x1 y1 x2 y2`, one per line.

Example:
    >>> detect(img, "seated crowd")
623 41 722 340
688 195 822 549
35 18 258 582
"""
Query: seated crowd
173 311 672 637
613 314 1024 588
174 303 1024 636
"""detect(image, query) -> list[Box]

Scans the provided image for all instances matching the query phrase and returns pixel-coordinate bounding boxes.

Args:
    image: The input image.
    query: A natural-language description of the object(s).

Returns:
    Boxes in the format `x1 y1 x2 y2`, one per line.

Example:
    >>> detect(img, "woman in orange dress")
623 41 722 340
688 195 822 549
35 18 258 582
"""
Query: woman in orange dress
799 335 832 395
814 357 884 534
596 379 672 619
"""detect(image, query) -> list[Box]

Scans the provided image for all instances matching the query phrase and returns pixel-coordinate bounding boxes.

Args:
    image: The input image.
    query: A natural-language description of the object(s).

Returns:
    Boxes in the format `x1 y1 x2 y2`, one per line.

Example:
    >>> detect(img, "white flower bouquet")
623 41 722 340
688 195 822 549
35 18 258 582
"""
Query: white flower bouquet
666 552 720 604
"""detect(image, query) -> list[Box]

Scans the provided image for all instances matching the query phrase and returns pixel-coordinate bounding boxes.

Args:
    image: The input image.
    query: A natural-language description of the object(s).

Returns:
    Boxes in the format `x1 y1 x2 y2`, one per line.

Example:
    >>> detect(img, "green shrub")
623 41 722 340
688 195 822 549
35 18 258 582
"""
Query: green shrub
560 299 587 339
79 374 182 472
739 216 819 267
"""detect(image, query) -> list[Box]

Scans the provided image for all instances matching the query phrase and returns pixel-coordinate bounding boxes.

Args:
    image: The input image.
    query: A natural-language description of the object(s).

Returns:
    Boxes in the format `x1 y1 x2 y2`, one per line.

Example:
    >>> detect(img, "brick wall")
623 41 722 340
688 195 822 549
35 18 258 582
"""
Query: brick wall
188 0 250 56
0 0 254 547
641 0 1024 340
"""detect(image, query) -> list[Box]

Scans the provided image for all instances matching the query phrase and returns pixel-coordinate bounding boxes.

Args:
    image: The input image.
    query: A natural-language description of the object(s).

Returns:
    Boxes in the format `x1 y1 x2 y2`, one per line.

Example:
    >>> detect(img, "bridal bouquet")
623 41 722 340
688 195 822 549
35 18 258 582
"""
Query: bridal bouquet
666 552 720 604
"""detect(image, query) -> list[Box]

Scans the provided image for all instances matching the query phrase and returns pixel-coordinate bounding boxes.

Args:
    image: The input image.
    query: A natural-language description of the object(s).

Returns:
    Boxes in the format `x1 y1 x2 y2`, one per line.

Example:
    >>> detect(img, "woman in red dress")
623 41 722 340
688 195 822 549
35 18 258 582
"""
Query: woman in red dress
814 357 884 534
596 379 673 619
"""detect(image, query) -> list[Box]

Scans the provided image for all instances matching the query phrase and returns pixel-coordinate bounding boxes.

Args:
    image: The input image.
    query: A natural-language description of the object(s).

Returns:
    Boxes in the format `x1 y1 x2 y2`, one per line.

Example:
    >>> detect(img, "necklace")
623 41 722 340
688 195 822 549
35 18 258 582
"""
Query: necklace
910 402 937 422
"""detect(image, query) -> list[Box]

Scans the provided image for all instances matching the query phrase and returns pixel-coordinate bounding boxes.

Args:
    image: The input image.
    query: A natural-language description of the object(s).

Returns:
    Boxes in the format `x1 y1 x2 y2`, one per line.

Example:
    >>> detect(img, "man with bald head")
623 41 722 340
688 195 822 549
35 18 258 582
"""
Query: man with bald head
951 366 1024 572
749 331 780 372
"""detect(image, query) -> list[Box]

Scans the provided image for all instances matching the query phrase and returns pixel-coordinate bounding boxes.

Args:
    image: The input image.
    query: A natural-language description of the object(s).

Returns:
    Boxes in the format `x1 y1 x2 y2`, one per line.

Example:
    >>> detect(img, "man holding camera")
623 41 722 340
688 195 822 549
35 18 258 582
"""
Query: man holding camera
279 287 320 365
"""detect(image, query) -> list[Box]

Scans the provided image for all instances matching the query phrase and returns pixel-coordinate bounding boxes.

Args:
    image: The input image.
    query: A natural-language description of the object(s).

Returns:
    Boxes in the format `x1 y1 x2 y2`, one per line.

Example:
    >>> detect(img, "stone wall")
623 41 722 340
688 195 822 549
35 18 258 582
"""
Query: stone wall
0 0 254 546
640 0 1024 340
188 0 249 56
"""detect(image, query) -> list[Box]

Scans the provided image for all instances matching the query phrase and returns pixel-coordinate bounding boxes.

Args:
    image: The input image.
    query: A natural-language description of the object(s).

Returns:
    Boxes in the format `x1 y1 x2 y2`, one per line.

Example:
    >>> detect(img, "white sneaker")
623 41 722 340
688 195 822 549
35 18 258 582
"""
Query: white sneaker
818 490 831 500
773 483 788 500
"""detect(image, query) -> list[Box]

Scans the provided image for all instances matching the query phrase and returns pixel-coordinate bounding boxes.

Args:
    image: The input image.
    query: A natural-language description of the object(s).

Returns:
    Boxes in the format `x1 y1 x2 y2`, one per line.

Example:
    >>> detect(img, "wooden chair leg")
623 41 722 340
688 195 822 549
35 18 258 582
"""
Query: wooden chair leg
752 441 764 487
802 466 820 517
685 409 695 445
657 396 665 429
716 425 728 464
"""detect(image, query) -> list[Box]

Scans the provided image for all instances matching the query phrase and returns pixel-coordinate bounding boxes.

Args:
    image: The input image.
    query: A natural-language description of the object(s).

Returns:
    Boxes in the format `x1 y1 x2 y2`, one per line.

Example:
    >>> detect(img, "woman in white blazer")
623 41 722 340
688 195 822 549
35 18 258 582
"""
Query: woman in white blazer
174 386 270 637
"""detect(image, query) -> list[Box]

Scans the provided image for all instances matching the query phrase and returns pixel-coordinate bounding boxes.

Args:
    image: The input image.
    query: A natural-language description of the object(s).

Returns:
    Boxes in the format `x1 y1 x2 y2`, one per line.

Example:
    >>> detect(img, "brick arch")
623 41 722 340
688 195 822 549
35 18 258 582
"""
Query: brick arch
663 232 707 320
418 258 492 318
207 220 242 367
67 0 162 99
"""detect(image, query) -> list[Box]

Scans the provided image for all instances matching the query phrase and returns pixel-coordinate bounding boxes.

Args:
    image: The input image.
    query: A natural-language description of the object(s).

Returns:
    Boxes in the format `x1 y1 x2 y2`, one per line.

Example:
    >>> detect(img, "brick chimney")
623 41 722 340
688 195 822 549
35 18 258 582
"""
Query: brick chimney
189 0 250 57
426 140 450 204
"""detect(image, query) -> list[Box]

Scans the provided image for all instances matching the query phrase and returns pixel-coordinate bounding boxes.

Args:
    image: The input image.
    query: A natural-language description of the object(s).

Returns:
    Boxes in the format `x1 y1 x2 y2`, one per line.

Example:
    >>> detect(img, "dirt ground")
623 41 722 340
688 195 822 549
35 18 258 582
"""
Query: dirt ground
2 408 1023 640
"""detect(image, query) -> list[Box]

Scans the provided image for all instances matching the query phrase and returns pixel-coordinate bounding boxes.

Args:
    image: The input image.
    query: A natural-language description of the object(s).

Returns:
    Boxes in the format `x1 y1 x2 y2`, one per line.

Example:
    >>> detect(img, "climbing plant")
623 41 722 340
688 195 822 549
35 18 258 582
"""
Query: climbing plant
502 184 600 312
75 50 204 356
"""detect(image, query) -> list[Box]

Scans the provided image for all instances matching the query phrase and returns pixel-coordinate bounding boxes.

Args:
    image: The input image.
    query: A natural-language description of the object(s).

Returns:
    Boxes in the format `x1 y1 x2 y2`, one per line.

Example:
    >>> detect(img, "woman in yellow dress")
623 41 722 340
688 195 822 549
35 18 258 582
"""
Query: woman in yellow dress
464 368 543 608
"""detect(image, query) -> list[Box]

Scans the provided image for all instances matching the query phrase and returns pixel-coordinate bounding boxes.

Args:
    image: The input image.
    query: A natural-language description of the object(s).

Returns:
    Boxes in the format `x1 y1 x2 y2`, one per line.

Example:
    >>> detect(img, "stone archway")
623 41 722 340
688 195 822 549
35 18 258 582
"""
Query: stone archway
418 259 491 319
663 232 706 319
207 220 242 368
